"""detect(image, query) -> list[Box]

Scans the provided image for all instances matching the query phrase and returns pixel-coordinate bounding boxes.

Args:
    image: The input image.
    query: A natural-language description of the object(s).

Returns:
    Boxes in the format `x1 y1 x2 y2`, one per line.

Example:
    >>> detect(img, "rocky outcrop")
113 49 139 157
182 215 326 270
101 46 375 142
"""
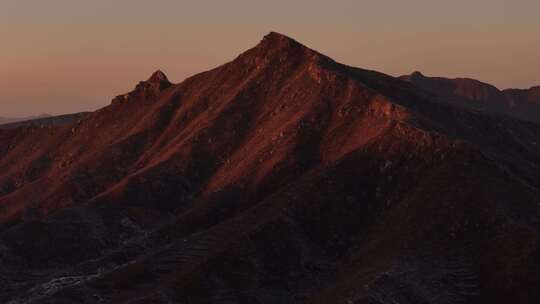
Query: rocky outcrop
112 70 172 104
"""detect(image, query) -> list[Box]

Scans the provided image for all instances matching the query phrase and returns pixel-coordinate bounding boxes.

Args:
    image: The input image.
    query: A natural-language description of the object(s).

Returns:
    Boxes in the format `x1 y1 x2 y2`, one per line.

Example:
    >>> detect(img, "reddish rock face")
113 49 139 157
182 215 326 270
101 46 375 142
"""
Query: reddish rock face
1 33 539 304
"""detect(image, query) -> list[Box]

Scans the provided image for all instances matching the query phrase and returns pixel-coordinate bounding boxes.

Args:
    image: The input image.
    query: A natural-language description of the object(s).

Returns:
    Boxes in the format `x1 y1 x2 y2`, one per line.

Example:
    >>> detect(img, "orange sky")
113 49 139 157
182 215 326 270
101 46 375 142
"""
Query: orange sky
1 0 539 116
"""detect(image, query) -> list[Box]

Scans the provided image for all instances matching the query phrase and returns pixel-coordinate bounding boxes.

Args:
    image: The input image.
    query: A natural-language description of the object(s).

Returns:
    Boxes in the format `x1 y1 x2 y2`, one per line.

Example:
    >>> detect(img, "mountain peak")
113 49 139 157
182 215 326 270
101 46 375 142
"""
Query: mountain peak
234 31 331 71
255 31 312 55
262 31 298 44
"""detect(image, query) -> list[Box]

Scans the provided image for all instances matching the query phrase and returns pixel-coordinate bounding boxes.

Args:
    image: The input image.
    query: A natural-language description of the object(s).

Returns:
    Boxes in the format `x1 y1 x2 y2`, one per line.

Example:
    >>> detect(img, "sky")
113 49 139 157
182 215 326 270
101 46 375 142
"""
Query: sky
1 0 539 117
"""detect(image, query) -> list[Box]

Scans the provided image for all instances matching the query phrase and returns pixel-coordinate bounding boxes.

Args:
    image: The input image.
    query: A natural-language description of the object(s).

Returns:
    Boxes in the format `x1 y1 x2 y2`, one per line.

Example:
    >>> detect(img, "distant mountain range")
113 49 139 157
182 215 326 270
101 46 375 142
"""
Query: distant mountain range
400 71 540 124
1 33 539 304
0 112 89 129
0 114 52 125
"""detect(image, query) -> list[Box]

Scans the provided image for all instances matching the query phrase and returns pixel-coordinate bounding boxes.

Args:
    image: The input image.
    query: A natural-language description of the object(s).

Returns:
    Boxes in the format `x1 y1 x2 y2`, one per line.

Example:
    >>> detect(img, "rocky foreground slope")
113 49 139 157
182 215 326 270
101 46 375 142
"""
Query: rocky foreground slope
0 33 539 304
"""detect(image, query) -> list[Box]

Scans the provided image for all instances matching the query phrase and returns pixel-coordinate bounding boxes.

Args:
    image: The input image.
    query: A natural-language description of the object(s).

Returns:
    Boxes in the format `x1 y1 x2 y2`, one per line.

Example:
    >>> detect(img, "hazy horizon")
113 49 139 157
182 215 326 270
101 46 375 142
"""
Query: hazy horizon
1 0 539 117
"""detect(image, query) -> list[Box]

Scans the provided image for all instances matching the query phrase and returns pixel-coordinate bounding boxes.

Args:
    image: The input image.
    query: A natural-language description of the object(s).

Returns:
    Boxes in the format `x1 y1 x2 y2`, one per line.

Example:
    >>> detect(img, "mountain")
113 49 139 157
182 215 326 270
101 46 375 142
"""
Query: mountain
0 114 52 125
400 71 540 124
0 117 14 124
0 112 89 130
1 32 539 304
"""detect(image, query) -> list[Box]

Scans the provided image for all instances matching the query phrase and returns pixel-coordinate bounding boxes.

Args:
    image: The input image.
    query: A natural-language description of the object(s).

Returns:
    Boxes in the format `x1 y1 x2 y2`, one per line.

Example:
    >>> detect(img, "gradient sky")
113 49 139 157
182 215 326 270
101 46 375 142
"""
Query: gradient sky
1 0 539 117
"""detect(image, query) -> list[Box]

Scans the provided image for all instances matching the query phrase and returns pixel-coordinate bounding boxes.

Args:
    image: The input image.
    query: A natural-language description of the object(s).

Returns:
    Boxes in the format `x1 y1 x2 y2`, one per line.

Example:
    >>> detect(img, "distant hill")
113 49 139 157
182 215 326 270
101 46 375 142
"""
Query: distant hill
400 71 540 124
0 112 89 129
0 114 51 125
